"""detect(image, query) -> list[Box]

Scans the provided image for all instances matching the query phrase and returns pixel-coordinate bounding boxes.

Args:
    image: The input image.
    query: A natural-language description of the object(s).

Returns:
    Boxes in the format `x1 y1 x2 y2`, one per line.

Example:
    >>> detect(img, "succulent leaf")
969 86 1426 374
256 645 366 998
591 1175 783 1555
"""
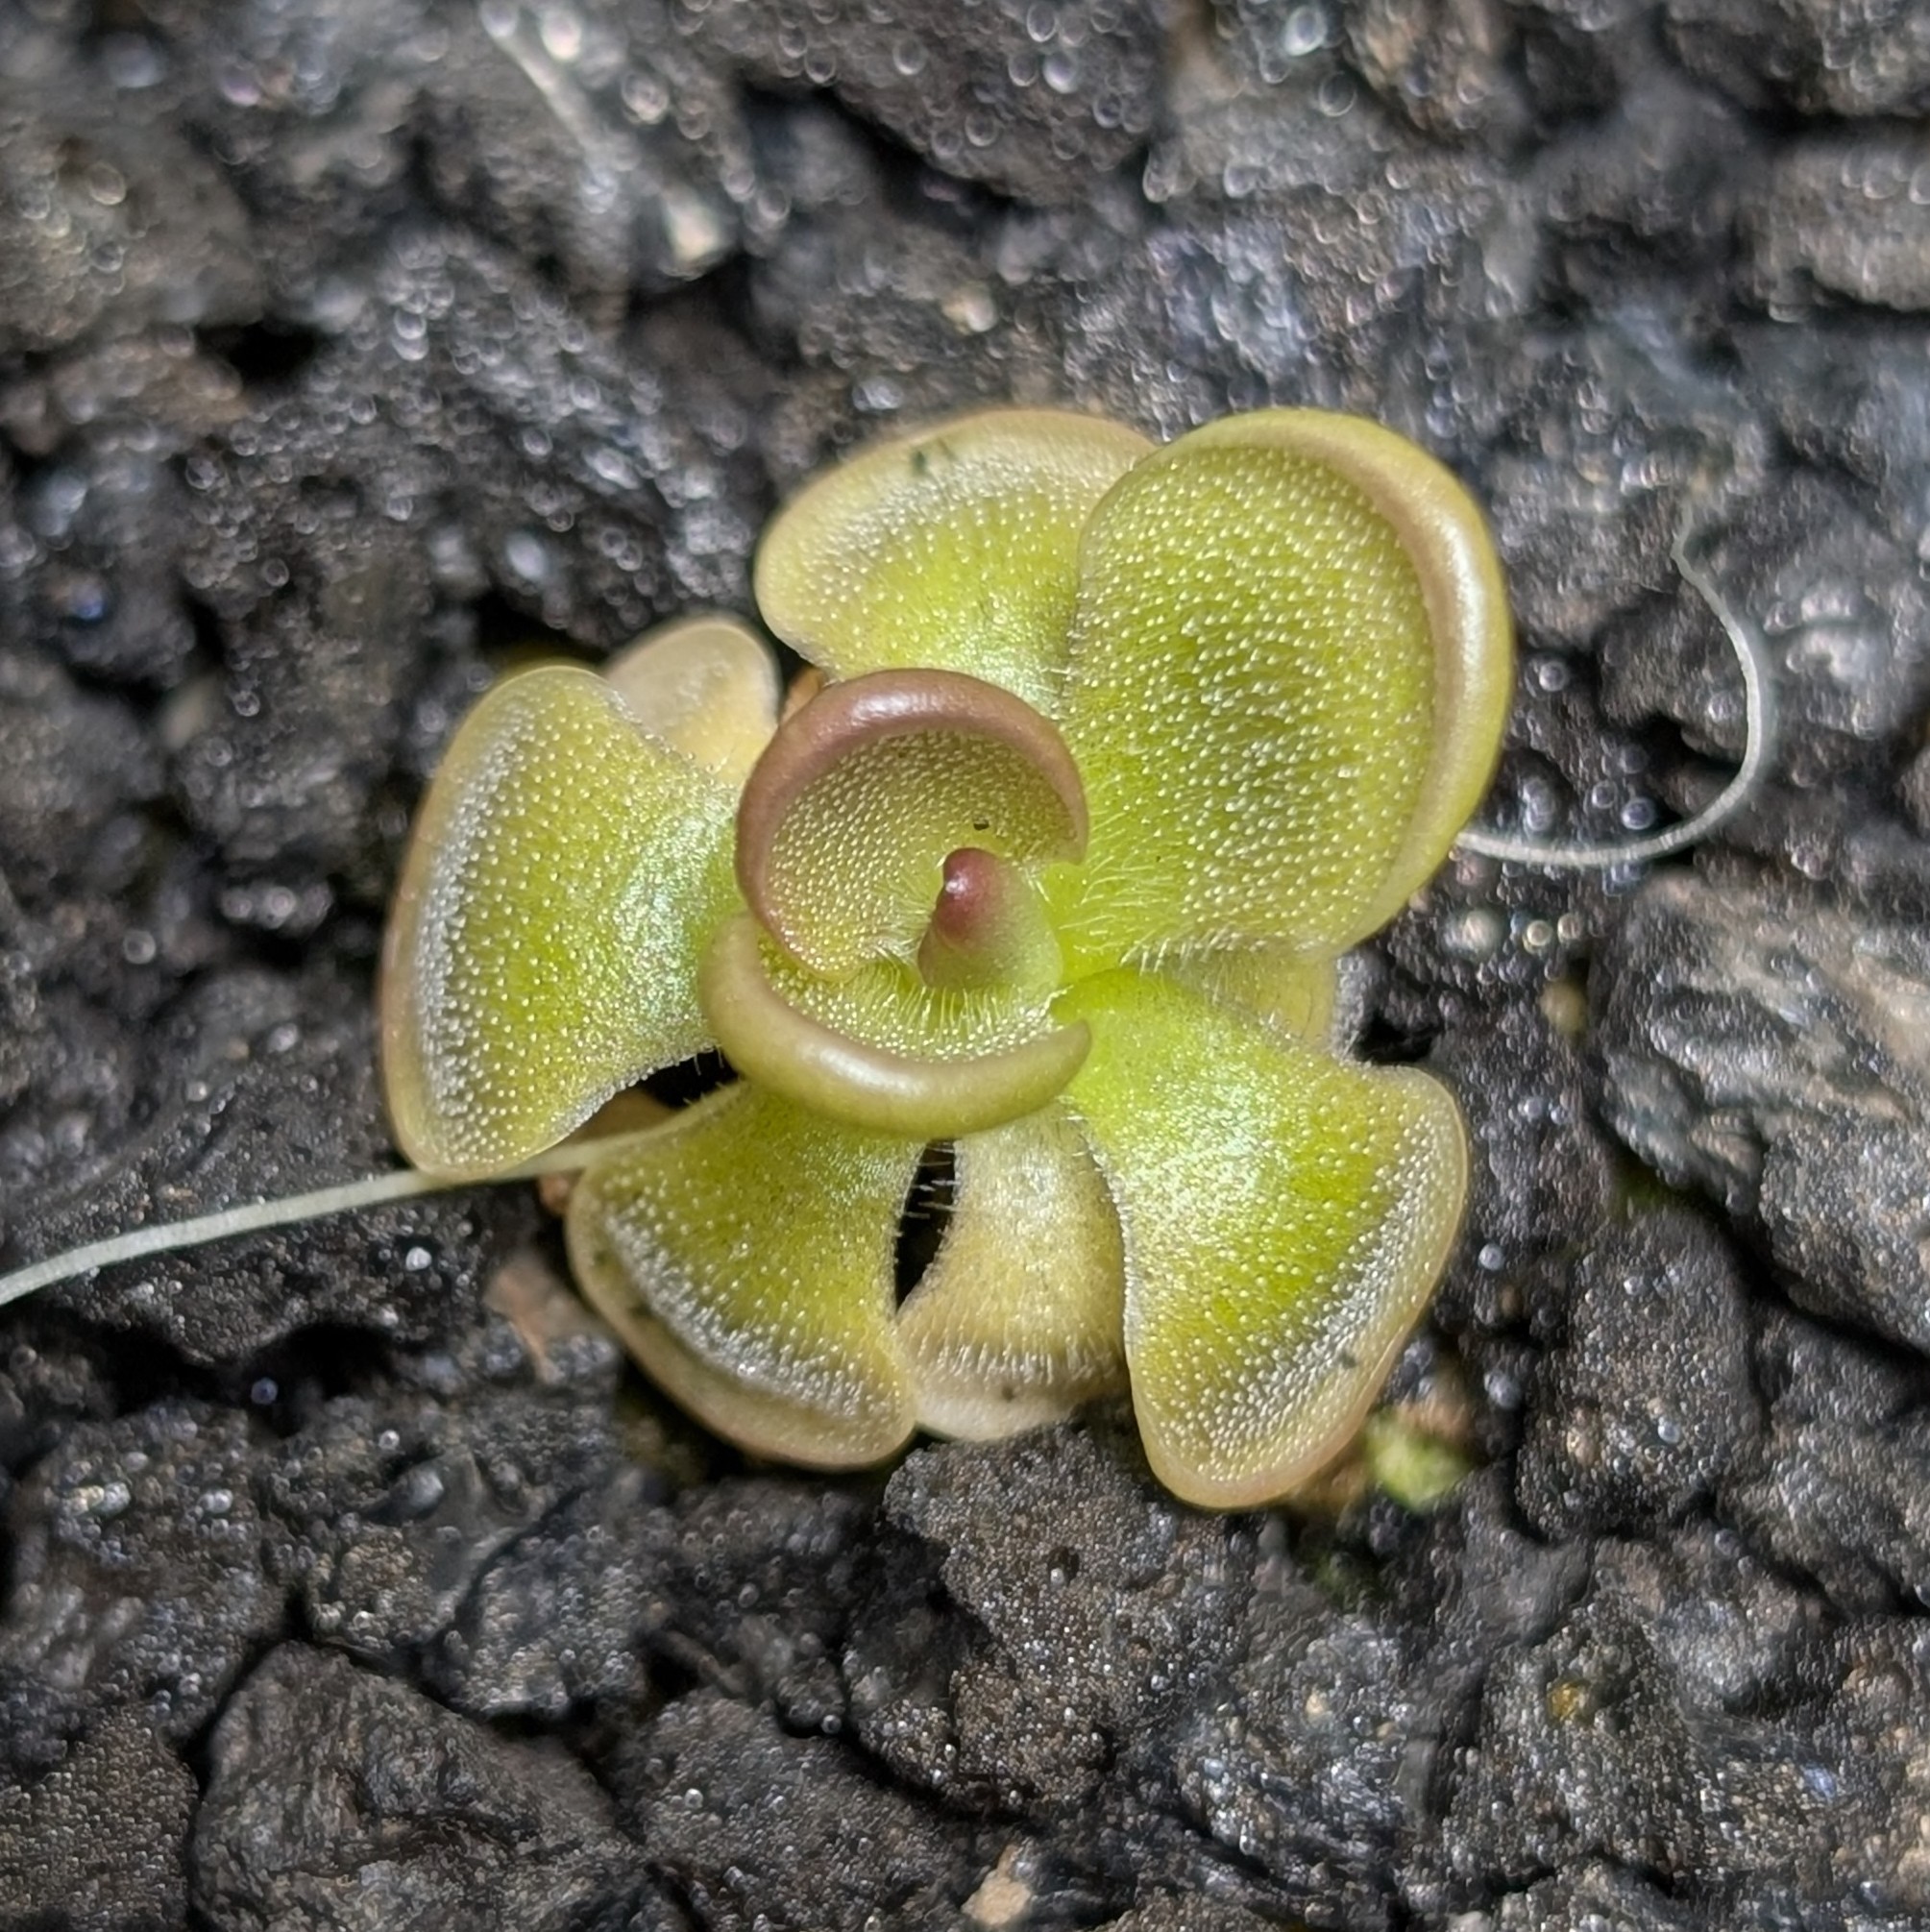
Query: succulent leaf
603 614 783 784
698 914 1089 1139
381 666 739 1178
754 408 1152 716
567 1083 920 1467
1173 410 1514 936
1160 945 1342 1046
1052 408 1511 969
1060 967 1467 1509
898 1104 1128 1439
736 668 1087 977
757 935 1056 1062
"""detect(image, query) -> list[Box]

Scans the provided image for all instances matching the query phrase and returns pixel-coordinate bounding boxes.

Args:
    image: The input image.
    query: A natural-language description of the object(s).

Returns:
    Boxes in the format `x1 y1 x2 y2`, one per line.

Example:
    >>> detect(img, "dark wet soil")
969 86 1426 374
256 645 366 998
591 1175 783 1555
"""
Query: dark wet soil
7 2 1930 1926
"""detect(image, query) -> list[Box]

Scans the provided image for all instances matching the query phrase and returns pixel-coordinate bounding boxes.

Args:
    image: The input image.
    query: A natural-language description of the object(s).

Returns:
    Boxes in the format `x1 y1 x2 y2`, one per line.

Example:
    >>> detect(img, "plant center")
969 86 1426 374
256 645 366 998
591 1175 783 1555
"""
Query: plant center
916 846 1063 994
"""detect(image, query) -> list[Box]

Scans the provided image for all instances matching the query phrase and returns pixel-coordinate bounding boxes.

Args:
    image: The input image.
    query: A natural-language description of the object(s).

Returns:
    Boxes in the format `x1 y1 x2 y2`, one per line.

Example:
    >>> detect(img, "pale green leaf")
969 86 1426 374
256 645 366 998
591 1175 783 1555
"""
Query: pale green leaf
382 666 738 1178
898 1103 1127 1439
1051 409 1512 967
1060 967 1467 1508
567 1085 920 1467
757 936 1055 1063
755 408 1152 716
603 613 782 784
698 915 1088 1141
1159 945 1342 1047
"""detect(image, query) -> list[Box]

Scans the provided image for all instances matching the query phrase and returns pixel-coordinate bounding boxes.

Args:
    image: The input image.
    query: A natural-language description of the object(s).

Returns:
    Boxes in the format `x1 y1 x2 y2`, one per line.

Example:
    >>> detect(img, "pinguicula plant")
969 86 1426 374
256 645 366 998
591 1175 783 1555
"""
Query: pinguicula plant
380 406 1514 1507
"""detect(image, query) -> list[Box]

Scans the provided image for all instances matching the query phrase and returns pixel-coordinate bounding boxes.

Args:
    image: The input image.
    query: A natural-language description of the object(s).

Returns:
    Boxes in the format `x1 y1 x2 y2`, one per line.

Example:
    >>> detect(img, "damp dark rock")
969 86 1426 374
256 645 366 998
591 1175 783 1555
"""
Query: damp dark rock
849 1424 1253 1816
1596 870 1930 1357
1516 1205 1757 1538
1590 1522 1828 1716
1667 0 1930 119
0 1330 112 1485
1594 463 1930 911
745 118 1105 469
1384 1467 1590 1736
1138 41 1527 427
1527 69 1755 309
1797 1617 1930 1917
844 1424 1299 1918
172 551 435 888
1731 316 1930 556
193 1643 653 1931
266 1380 625 1668
0 45 262 355
1481 323 1768 657
1099 1897 1284 1932
0 333 238 691
138 0 430 313
1507 0 1665 122
637 1476 872 1731
1443 1581 1779 1903
1434 1390 1916 1920
417 0 761 306
1721 1309 1930 1615
182 228 766 657
1424 996 1618 1336
1747 127 1930 315
1341 0 1528 146
430 1461 662 1720
616 1690 986 1931
0 648 161 900
681 0 1165 207
1479 1860 1705 1932
0 1401 283 1770
0 1709 195 1932
432 1465 871 1731
1164 1521 1424 1926
2 968 533 1365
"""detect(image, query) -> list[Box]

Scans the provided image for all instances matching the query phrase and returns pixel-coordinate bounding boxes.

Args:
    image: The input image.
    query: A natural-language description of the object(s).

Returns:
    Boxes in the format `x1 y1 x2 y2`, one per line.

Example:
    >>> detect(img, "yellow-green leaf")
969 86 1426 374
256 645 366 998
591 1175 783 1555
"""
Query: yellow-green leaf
898 1104 1127 1438
567 1085 920 1467
1060 968 1467 1508
382 666 738 1178
1160 945 1342 1046
755 408 1152 717
756 934 1055 1063
603 613 782 785
1052 409 1511 969
698 915 1089 1141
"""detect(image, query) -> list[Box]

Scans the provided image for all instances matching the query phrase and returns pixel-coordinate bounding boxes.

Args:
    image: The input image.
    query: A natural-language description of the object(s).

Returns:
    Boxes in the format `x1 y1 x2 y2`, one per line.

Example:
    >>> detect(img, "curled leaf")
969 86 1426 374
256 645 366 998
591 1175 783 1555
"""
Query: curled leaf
757 939 1055 1064
736 668 1087 977
698 914 1090 1139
